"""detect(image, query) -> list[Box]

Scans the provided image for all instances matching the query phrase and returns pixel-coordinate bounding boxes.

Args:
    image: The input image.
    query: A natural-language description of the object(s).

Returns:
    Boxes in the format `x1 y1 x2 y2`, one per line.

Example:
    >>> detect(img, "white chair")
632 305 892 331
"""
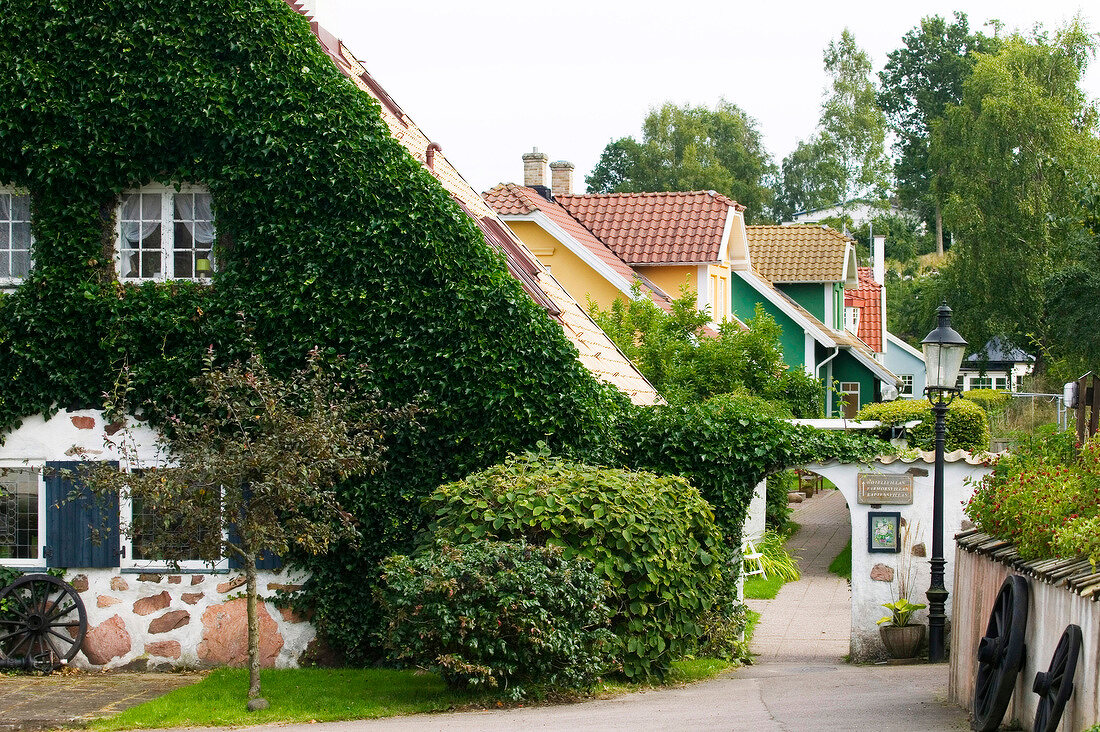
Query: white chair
742 540 767 579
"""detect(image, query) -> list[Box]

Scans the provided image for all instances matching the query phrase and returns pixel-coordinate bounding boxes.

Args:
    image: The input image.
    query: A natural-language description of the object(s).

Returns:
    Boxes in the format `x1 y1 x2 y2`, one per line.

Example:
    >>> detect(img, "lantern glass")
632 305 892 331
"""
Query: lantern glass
921 301 968 392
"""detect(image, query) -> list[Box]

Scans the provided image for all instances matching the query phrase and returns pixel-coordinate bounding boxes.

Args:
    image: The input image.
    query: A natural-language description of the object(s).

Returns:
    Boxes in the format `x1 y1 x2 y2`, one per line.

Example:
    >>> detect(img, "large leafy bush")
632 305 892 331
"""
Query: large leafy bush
427 453 731 680
856 398 989 452
966 429 1100 564
0 0 623 660
961 389 1010 417
377 541 613 696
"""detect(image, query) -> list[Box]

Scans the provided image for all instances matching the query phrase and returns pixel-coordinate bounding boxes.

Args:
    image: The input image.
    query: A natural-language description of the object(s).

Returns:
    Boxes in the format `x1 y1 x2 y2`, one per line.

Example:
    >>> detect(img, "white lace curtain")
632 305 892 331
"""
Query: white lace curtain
174 193 215 246
119 193 161 278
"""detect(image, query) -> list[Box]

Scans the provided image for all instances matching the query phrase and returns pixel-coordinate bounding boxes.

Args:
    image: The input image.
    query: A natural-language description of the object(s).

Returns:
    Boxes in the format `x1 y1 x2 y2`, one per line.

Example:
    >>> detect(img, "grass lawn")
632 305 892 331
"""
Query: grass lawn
828 539 852 581
743 573 785 599
91 658 736 730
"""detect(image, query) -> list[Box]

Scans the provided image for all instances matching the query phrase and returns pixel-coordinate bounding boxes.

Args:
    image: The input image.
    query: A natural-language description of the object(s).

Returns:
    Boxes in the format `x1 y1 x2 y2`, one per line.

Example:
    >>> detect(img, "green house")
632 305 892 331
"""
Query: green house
730 225 898 416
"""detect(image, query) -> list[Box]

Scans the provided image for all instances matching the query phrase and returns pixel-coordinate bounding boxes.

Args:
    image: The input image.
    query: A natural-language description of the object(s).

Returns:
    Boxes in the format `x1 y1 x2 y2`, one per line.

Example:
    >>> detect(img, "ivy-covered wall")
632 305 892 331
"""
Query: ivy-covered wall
0 0 622 660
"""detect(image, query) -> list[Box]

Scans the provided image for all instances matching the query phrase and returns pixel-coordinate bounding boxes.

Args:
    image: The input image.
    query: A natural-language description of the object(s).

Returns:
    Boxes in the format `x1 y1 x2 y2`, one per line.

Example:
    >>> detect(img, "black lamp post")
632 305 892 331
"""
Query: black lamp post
921 301 968 663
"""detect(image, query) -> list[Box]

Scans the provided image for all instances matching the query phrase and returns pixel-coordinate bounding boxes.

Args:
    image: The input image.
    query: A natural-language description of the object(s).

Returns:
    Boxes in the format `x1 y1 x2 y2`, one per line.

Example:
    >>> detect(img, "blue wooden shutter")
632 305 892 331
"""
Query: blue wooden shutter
226 525 282 571
44 460 120 568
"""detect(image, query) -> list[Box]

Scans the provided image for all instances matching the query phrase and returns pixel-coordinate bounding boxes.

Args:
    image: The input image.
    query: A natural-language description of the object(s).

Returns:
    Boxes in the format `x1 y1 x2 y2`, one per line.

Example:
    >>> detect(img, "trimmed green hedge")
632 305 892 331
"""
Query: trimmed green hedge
378 541 613 696
426 453 731 681
962 389 1010 416
856 398 989 452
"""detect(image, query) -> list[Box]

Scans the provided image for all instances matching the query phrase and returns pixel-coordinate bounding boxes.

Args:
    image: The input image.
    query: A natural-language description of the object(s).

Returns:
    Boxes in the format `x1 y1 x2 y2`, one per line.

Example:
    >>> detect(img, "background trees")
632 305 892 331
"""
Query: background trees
931 23 1100 363
775 30 891 221
585 100 776 223
878 13 998 256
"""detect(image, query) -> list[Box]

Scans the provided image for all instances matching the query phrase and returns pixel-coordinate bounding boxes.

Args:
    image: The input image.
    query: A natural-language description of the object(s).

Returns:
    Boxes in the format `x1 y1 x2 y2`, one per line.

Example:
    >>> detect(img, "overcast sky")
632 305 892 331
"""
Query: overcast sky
311 1 1098 197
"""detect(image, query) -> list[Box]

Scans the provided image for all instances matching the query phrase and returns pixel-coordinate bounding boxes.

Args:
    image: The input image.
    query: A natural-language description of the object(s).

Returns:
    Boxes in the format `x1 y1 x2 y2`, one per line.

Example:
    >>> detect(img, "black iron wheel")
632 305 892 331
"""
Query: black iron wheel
1031 624 1082 732
0 574 88 669
972 574 1029 732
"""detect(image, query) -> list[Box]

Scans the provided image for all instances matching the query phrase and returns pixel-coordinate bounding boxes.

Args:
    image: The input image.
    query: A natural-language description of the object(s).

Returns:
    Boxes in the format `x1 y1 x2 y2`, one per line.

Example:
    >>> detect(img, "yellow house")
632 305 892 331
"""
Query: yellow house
484 150 750 328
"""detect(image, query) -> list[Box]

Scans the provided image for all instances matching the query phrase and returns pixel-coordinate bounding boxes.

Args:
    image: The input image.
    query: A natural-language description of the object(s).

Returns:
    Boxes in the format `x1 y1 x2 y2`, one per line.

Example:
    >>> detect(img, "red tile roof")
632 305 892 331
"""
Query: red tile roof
555 191 741 264
483 184 673 309
746 225 853 283
844 267 883 353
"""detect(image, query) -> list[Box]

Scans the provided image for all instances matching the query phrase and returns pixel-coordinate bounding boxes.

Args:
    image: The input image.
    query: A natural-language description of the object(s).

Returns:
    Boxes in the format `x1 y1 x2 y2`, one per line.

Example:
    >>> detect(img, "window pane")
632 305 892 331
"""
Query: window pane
141 193 160 221
10 194 30 222
0 252 9 279
0 469 39 560
11 221 31 250
141 251 161 278
174 247 192 280
131 496 203 562
11 250 30 278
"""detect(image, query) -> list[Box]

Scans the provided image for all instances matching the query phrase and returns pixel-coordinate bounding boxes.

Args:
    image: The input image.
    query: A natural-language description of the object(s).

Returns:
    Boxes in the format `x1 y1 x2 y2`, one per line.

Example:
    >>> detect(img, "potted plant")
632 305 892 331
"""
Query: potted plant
876 520 926 659
877 598 927 658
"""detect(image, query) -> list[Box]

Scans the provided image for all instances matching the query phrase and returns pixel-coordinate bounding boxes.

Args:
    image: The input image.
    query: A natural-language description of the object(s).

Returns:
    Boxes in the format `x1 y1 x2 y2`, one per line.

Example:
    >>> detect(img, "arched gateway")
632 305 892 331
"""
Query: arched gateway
776 450 994 661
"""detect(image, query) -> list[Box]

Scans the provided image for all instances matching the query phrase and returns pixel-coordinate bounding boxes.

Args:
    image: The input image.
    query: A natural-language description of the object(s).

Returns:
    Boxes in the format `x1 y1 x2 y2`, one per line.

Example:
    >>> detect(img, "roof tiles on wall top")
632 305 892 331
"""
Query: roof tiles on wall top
555 191 741 264
746 224 852 283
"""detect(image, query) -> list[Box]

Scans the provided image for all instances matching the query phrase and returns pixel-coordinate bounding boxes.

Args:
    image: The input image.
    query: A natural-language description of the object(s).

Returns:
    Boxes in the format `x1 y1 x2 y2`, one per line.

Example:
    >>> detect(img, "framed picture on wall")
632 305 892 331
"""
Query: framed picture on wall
868 511 901 553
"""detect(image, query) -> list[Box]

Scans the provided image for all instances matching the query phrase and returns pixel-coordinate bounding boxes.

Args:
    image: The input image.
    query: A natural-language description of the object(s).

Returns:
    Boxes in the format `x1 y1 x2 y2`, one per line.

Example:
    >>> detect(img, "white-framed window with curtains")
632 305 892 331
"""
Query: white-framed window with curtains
115 184 215 282
0 460 46 567
0 188 33 285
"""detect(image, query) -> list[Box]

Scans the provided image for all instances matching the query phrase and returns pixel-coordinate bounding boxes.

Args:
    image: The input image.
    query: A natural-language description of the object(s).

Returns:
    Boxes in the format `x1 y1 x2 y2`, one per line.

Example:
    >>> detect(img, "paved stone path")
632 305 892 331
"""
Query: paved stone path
0 671 202 731
746 488 853 663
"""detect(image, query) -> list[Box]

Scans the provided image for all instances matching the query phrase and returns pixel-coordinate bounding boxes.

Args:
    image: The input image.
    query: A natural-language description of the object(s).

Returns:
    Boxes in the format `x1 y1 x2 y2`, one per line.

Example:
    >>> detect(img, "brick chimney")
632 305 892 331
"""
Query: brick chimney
522 148 551 199
550 160 574 197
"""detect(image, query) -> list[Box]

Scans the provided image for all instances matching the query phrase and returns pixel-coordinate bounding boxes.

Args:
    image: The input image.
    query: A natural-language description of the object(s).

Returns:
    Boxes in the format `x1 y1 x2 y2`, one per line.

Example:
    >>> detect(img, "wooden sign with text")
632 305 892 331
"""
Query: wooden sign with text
857 473 914 505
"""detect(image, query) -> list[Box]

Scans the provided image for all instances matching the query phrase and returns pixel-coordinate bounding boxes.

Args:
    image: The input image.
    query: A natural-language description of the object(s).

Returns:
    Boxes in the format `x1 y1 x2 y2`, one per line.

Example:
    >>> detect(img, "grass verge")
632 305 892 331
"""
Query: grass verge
91 658 736 730
743 573 785 599
828 539 852 581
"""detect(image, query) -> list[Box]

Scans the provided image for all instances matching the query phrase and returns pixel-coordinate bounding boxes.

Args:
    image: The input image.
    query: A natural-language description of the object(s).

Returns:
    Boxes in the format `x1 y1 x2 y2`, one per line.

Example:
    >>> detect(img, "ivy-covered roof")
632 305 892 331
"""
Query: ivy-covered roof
278 6 660 404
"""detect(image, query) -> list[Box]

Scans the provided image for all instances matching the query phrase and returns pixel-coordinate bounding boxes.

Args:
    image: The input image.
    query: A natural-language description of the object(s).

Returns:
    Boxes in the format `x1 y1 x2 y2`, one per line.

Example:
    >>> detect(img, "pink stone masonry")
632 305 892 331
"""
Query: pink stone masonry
97 595 121 608
82 615 131 666
217 576 246 594
70 415 95 430
148 610 190 634
110 577 129 591
870 563 895 582
182 592 204 605
145 640 182 659
133 591 171 616
197 598 283 667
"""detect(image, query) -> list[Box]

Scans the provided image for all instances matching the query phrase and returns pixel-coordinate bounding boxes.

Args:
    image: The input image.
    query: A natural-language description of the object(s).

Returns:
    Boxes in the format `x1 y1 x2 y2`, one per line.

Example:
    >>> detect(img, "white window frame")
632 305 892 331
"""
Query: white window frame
898 374 914 396
844 306 861 335
115 184 215 283
118 472 227 572
839 381 861 418
0 187 34 288
0 459 47 568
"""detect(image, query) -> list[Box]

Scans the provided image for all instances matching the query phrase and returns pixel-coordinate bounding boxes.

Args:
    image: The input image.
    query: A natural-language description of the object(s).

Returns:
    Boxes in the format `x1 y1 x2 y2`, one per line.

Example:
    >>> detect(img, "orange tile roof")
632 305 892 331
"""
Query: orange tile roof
555 191 741 264
845 268 884 353
483 184 672 309
746 225 853 283
283 2 663 406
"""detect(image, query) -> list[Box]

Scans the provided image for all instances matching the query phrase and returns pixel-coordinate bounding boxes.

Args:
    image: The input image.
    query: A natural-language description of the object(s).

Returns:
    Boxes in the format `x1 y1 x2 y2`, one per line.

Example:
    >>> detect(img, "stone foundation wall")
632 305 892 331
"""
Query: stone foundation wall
63 569 318 669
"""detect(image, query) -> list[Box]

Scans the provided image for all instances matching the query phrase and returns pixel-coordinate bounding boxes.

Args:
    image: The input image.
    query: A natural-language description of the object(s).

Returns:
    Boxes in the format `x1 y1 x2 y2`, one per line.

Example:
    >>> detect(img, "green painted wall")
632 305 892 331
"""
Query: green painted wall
832 283 844 330
732 276 805 369
777 283 825 322
830 350 877 413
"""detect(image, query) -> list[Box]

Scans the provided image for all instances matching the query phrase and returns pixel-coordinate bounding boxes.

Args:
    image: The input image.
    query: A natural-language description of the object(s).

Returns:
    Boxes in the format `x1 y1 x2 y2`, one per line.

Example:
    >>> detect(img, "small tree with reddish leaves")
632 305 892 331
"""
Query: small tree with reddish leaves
86 348 415 707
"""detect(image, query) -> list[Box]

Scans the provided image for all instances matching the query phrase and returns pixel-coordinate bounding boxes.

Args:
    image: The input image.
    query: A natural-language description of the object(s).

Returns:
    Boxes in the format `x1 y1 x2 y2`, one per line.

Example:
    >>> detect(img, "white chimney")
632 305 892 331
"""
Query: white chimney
550 160 574 197
872 235 886 286
522 148 550 190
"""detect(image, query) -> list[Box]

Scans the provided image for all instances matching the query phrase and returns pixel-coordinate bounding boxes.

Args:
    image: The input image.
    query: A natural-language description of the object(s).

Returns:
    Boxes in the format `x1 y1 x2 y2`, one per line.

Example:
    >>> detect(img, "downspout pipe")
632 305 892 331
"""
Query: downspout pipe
816 346 840 417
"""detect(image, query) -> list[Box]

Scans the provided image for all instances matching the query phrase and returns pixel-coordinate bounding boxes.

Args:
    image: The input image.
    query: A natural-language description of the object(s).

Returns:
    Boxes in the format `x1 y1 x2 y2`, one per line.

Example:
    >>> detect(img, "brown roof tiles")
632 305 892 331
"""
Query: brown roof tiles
845 268 883 353
746 225 853 284
556 191 741 264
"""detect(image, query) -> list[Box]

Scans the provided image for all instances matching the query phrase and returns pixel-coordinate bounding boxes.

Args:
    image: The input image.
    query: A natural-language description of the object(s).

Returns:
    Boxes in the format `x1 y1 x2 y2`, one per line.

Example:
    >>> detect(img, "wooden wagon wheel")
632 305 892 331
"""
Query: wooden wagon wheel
972 574 1029 732
1031 624 1082 732
0 574 88 669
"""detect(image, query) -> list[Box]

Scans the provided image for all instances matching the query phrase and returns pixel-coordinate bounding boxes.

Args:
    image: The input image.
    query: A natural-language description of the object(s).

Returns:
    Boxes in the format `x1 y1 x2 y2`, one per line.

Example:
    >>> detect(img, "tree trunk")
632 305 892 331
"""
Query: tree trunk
246 555 261 700
935 200 944 257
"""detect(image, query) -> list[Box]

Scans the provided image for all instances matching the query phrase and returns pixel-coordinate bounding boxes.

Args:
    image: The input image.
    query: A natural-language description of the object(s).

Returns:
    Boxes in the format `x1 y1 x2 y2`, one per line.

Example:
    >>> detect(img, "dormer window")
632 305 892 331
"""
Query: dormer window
116 185 214 282
0 189 33 285
844 306 861 334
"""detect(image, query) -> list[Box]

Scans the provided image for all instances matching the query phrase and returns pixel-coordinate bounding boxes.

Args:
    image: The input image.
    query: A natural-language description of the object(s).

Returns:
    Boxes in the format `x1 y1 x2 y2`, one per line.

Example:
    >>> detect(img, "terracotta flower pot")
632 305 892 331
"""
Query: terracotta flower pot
880 623 925 659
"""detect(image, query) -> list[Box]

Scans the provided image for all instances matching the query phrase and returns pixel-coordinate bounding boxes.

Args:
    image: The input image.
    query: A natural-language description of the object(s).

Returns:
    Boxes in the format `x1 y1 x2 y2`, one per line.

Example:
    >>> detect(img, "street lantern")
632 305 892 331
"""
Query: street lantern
921 300 967 664
922 302 968 391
